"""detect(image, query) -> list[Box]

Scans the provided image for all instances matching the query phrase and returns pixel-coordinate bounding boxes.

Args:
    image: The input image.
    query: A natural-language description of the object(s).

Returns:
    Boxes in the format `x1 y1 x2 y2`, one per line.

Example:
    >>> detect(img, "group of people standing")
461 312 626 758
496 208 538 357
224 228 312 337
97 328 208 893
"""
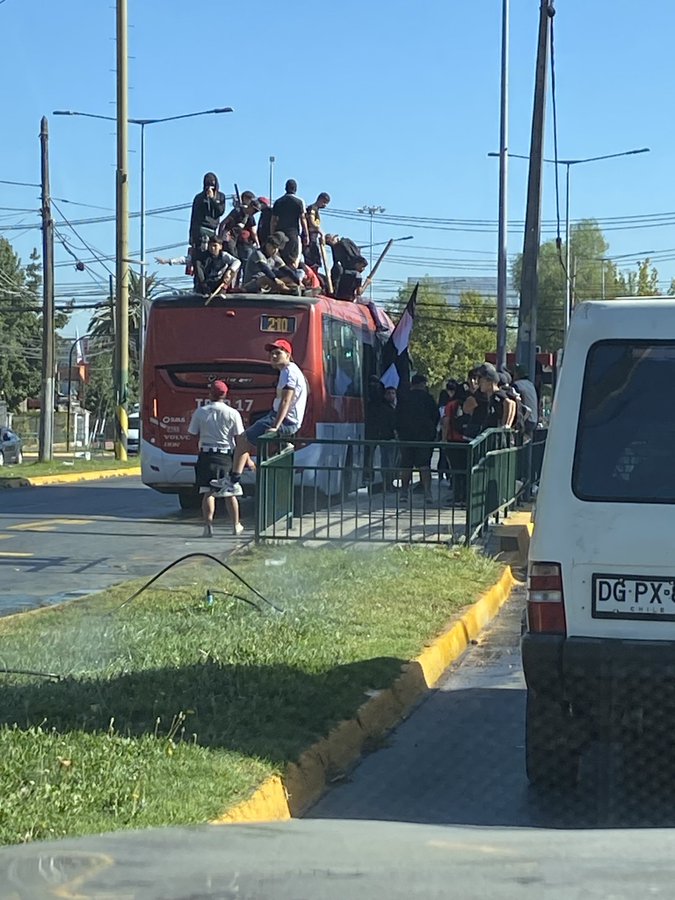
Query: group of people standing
365 363 539 504
157 172 369 302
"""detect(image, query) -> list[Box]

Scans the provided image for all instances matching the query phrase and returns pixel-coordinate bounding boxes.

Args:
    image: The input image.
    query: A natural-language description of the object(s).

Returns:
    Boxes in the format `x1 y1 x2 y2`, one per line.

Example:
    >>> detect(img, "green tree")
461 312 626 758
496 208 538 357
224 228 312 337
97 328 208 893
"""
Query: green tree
86 271 157 414
0 239 44 410
613 258 660 297
392 281 497 391
512 219 614 353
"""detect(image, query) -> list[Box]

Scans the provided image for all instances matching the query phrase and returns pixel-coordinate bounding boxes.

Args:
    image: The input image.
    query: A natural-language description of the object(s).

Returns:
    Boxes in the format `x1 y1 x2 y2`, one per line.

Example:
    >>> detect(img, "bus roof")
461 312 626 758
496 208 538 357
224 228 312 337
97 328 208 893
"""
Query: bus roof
151 291 322 310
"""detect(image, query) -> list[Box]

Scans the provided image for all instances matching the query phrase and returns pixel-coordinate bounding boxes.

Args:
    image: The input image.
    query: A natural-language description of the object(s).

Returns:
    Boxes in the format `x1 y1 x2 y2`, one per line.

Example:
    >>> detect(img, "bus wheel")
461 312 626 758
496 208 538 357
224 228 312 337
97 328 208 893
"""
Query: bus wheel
178 489 201 510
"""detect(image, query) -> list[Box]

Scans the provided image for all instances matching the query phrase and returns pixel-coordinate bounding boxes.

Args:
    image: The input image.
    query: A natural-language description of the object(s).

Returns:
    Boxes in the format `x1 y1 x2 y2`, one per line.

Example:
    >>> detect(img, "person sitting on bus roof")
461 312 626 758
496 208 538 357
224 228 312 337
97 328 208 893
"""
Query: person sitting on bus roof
189 172 226 253
194 235 241 297
242 232 289 293
271 179 309 269
305 192 331 270
325 233 368 301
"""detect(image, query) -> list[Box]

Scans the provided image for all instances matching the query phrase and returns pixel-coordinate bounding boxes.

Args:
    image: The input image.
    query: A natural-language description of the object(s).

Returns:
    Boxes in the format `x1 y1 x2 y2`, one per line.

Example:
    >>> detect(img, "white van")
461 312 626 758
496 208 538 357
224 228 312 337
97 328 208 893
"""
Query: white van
522 298 675 787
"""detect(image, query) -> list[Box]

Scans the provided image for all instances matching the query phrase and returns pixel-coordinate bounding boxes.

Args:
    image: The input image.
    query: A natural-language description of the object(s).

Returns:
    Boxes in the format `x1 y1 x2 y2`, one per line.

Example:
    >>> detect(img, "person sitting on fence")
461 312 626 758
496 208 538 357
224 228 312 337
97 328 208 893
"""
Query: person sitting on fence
211 339 308 497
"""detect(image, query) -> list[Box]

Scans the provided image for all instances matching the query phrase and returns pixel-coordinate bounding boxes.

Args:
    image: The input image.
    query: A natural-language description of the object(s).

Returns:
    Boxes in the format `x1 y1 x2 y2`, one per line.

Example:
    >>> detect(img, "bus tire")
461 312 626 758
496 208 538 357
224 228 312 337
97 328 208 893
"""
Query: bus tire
178 489 201 510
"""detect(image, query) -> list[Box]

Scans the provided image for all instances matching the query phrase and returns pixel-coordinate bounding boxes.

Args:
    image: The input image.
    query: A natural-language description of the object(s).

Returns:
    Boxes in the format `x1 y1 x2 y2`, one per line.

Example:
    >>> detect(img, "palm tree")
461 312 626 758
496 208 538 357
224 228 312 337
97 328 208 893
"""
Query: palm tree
88 271 158 365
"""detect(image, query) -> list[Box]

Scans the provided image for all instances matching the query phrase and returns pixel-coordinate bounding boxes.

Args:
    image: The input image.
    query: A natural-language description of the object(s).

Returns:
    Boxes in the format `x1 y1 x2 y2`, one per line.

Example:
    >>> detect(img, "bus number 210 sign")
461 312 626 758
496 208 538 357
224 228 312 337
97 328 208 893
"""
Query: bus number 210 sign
260 315 296 334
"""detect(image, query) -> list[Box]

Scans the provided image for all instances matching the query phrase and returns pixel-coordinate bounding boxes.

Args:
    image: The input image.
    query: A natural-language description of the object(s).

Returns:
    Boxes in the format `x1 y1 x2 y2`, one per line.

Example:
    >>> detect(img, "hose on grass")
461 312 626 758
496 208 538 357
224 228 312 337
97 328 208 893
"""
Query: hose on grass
116 552 285 614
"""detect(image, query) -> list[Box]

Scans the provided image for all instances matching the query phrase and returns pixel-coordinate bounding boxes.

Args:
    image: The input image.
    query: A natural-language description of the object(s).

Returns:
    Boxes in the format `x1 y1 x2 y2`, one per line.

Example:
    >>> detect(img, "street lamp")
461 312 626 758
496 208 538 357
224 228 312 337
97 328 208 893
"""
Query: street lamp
357 205 386 299
488 147 650 332
53 107 234 355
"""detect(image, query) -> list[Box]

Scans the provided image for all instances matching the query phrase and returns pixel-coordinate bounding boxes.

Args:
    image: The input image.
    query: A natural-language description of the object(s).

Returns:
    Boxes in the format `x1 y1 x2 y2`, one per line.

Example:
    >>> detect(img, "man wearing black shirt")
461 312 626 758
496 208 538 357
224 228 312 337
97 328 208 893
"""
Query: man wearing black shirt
462 363 516 434
325 233 369 300
193 235 241 296
189 172 226 252
396 374 439 503
271 179 308 267
256 197 273 246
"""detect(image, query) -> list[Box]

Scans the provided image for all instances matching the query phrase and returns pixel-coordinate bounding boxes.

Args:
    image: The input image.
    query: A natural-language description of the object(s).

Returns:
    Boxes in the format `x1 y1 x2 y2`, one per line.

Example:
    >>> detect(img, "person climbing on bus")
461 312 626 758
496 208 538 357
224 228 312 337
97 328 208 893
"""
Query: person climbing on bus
325 233 368 300
194 235 241 297
211 339 308 497
189 172 226 255
271 179 309 268
218 193 261 274
305 192 331 270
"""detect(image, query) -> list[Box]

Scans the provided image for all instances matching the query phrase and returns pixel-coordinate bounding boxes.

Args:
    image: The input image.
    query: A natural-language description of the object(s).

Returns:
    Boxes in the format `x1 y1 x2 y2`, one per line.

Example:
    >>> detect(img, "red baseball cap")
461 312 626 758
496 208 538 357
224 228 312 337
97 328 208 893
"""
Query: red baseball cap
211 380 228 396
265 339 292 354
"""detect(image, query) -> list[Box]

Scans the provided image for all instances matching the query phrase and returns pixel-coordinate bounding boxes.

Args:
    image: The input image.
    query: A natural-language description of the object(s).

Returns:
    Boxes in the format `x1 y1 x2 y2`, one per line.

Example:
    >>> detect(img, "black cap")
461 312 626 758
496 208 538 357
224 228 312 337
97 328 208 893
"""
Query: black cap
477 363 499 384
411 373 428 386
498 370 512 386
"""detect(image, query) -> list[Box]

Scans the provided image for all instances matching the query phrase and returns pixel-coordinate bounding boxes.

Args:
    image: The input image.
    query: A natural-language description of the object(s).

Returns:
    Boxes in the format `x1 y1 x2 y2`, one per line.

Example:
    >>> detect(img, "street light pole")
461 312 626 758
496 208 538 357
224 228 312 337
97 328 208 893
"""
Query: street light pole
269 155 275 201
53 105 234 371
116 0 130 462
496 0 510 371
357 205 385 300
564 161 571 332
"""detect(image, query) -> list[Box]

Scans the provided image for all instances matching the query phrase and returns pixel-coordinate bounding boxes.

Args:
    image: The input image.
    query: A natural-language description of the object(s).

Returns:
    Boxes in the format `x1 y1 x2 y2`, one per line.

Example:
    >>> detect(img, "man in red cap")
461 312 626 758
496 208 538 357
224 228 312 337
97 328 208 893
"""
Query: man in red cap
211 339 307 497
187 380 245 536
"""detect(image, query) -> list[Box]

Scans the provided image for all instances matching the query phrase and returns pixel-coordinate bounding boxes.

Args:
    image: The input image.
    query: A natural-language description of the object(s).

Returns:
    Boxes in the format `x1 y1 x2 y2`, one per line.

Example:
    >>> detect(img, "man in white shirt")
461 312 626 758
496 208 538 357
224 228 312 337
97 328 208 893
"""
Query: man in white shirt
212 339 307 497
187 380 245 537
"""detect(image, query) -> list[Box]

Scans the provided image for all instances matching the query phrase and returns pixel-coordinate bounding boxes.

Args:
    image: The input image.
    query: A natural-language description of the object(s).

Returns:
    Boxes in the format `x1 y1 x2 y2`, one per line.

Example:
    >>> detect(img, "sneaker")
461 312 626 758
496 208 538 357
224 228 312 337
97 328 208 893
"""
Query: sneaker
233 522 244 536
218 482 243 497
202 523 214 538
210 475 230 490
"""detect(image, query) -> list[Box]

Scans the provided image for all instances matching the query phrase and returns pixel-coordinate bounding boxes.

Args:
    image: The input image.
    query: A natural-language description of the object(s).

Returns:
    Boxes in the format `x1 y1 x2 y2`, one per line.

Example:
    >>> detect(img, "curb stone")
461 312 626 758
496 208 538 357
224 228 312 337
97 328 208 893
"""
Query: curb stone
211 564 518 825
0 467 141 488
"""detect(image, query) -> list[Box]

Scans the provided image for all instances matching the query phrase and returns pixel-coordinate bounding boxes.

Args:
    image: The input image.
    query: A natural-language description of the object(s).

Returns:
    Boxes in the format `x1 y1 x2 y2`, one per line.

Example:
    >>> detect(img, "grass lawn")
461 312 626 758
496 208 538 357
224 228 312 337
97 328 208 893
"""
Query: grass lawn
0 456 140 480
0 546 502 845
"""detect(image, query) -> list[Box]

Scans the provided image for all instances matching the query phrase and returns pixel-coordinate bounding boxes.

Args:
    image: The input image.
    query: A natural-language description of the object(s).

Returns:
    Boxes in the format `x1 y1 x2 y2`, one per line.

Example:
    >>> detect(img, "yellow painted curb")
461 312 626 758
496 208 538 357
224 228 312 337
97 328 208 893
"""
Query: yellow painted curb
211 565 519 826
7 467 141 487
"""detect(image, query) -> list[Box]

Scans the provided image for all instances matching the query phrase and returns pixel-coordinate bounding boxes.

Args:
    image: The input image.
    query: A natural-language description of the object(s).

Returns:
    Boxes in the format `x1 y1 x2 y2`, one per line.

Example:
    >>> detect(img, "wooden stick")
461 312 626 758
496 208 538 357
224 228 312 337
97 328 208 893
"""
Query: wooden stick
359 239 394 296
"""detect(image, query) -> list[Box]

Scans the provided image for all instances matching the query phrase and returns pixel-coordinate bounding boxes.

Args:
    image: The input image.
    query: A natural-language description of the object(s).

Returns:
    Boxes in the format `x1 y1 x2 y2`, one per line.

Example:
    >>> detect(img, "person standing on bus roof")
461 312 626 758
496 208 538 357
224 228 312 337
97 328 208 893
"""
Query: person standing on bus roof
211 339 307 497
305 192 331 270
189 172 226 253
187 380 245 537
256 197 273 246
271 180 309 268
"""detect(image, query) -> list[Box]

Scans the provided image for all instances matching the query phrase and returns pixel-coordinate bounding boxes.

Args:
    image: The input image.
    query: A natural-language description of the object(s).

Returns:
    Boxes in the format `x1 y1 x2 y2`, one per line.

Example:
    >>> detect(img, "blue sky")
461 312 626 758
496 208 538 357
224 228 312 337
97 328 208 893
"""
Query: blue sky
1 0 673 337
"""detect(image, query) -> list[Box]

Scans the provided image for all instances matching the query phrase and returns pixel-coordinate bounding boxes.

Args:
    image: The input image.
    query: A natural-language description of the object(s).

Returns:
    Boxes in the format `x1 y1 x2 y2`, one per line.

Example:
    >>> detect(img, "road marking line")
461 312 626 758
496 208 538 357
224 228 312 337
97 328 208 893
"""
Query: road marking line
10 518 95 531
0 551 34 558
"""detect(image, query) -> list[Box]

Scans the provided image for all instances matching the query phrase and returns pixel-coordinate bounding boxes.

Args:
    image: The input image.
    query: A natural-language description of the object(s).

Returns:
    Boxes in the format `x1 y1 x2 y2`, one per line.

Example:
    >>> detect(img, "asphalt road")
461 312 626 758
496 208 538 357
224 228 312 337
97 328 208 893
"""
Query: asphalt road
310 590 675 829
0 476 252 616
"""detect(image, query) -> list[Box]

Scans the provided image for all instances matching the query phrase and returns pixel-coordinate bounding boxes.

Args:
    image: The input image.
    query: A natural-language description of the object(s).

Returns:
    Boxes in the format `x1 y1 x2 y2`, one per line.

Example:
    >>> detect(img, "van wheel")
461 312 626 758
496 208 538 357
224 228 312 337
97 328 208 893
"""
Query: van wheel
526 692 580 789
178 489 201 510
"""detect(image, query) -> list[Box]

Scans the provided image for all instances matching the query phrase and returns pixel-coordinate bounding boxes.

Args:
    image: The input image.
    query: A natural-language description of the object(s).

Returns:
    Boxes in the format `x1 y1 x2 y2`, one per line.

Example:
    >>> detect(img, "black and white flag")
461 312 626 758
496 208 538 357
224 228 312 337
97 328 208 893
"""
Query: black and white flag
380 283 418 390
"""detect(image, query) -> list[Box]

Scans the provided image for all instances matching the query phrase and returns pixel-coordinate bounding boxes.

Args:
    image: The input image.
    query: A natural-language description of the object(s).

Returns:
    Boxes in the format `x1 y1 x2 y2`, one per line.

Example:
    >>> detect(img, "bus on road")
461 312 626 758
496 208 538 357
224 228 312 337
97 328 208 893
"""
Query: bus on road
141 291 391 508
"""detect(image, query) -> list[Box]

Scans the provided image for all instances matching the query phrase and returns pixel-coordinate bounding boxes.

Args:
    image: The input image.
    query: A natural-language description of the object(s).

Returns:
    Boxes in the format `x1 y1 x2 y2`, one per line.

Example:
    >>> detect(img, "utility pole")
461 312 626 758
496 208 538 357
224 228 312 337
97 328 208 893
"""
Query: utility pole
269 155 275 201
115 0 129 461
496 0 510 371
38 116 55 462
517 0 554 381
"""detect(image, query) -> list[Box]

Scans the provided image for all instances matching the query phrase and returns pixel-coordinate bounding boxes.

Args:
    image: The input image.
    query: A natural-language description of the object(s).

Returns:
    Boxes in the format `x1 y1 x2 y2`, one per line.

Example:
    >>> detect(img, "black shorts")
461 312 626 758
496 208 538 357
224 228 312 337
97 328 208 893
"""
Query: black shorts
400 445 433 470
195 451 232 493
280 229 301 264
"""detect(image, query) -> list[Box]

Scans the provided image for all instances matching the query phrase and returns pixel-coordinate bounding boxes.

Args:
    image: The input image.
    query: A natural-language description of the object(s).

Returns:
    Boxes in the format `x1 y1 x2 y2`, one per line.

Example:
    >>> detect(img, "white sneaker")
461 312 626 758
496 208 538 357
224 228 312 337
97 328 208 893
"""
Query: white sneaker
210 476 229 490
233 522 244 536
223 482 243 497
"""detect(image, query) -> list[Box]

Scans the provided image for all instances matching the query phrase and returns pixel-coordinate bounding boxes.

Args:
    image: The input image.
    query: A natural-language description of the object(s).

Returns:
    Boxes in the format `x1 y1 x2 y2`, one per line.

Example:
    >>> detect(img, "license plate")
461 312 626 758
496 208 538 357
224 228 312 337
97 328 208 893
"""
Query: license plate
592 574 675 621
260 315 296 334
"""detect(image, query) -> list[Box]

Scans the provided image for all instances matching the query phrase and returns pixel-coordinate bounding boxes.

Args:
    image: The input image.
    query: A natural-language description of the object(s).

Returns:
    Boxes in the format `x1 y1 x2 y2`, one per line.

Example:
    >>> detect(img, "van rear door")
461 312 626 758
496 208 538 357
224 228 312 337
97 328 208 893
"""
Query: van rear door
566 340 675 641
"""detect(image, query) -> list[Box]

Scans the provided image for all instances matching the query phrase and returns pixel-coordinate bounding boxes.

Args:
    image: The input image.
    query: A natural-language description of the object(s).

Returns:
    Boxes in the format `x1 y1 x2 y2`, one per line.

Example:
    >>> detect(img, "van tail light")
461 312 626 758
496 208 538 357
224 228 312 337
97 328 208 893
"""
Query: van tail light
527 562 567 635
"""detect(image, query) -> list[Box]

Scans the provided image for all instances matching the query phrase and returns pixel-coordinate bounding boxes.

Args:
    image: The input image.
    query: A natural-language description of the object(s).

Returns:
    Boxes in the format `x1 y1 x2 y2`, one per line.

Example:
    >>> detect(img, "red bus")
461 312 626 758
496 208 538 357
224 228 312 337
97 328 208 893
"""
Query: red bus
141 290 392 507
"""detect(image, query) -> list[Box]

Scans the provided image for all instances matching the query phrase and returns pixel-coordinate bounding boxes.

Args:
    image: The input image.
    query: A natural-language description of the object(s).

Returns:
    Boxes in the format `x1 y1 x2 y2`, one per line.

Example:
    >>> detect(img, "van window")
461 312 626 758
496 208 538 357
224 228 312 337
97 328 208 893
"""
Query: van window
573 341 675 503
128 415 140 430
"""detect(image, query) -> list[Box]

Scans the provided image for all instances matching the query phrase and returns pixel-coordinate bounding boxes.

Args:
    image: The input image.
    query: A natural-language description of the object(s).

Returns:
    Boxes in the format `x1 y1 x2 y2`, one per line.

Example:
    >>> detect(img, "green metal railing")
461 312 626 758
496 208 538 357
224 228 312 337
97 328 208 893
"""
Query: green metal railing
254 429 534 545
